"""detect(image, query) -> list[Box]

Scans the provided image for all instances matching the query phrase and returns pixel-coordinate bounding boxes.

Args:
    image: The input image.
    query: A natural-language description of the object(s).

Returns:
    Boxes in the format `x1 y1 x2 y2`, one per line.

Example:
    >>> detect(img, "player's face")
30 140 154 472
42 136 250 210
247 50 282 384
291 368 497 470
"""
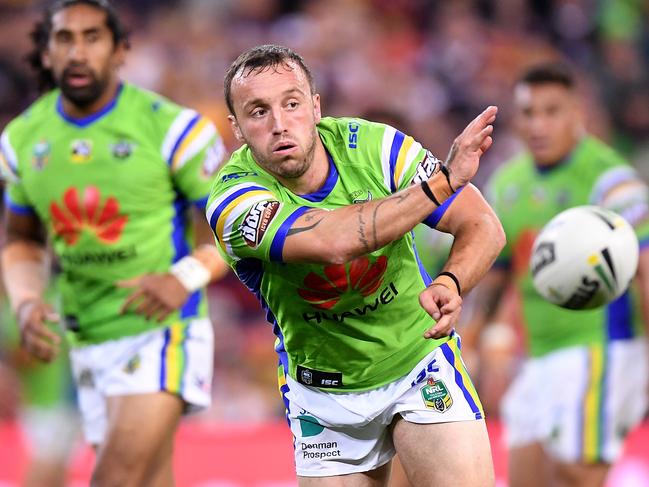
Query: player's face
43 4 125 107
228 61 322 182
514 82 583 166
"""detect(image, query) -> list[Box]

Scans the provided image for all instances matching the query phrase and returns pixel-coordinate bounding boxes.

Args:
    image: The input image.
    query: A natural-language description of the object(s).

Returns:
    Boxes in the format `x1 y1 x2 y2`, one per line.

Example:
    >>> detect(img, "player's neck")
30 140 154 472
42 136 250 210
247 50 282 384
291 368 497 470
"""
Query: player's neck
281 138 329 196
60 78 122 119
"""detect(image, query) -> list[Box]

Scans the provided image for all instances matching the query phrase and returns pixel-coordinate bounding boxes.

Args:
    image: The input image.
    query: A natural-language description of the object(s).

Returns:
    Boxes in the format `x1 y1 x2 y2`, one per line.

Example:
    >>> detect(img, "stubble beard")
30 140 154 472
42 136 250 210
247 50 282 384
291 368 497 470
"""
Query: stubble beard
252 126 318 181
57 68 110 109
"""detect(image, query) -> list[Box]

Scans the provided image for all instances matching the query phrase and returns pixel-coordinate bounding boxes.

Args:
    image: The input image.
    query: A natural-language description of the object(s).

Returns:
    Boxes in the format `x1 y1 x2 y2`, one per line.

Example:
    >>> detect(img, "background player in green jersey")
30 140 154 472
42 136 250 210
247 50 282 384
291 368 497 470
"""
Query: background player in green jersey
0 272 79 487
210 44 505 486
466 62 649 487
0 1 228 485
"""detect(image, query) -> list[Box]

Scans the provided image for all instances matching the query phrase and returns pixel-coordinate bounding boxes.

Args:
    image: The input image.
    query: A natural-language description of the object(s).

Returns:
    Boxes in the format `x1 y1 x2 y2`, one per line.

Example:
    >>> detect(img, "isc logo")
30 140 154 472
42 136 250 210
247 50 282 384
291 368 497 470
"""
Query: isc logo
320 379 339 386
348 122 360 149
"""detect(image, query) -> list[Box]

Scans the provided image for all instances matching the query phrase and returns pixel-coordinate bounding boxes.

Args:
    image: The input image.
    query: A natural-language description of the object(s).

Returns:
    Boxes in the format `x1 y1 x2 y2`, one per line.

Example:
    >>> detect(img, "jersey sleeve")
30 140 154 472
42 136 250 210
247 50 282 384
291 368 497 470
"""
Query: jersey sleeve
206 174 311 263
0 129 35 215
372 122 460 228
589 165 649 246
160 108 227 209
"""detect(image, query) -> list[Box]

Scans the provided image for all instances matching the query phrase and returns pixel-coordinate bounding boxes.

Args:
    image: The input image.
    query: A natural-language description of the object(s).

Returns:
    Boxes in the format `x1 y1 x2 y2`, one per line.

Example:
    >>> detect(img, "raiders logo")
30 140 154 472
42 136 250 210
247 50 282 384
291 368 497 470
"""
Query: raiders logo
240 201 280 248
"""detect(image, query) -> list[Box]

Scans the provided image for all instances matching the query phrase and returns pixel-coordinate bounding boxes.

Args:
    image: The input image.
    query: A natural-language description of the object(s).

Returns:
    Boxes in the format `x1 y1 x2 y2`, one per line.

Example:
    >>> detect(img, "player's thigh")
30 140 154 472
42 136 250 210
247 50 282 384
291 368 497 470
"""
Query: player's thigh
387 455 411 487
392 417 494 487
298 462 391 487
98 392 183 475
508 442 551 487
552 460 609 487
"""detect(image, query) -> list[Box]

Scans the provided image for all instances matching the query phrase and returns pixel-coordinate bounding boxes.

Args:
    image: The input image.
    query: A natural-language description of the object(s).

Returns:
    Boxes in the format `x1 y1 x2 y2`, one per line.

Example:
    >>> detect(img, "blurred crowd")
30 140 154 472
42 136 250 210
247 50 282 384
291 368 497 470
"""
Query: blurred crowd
0 0 648 426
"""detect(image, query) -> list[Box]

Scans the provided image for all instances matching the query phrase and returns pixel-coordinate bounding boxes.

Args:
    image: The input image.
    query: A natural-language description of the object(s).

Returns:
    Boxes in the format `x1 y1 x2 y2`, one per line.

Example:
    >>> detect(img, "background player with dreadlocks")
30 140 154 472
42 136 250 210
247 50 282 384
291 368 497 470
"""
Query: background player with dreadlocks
0 1 228 485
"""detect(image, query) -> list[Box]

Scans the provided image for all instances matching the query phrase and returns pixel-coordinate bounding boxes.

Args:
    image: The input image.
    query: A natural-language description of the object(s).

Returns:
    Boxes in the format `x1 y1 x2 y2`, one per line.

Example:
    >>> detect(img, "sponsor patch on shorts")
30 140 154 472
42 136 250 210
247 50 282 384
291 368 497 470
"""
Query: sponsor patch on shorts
420 378 453 412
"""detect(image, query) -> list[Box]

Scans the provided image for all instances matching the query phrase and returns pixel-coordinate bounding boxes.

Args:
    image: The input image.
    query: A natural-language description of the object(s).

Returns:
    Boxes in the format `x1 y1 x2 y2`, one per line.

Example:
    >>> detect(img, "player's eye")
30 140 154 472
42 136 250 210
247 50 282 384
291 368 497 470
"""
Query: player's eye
287 101 299 110
251 107 266 118
85 31 100 43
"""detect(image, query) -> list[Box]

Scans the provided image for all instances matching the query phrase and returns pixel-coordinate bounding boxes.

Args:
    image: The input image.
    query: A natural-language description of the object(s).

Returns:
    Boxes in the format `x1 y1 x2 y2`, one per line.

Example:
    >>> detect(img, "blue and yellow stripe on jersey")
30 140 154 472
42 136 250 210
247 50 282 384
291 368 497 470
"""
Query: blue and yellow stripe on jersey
0 131 19 182
159 322 187 394
440 335 484 420
580 344 607 463
206 182 275 255
379 125 424 193
161 109 218 172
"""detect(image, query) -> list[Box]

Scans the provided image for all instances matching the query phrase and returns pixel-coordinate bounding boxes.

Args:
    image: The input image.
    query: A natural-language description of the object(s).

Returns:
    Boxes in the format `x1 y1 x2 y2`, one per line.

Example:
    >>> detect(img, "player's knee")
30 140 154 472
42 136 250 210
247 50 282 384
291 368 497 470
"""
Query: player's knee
91 449 150 487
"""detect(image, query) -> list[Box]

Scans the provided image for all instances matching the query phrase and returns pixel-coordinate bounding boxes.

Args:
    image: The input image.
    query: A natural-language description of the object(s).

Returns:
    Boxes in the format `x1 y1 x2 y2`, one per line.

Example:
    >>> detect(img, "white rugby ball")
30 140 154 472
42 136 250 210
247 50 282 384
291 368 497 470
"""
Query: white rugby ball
530 205 639 309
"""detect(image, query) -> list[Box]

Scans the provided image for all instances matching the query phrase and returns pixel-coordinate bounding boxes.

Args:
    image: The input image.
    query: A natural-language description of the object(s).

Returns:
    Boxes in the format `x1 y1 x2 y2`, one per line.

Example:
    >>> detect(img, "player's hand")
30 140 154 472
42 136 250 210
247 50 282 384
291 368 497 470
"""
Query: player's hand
419 284 463 339
15 298 61 362
119 273 189 322
444 105 497 189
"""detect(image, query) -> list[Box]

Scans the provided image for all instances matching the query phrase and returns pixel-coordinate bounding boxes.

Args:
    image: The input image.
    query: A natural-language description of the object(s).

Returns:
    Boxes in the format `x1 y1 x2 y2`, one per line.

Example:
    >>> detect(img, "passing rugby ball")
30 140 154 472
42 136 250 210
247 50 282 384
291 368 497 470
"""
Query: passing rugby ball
530 205 639 310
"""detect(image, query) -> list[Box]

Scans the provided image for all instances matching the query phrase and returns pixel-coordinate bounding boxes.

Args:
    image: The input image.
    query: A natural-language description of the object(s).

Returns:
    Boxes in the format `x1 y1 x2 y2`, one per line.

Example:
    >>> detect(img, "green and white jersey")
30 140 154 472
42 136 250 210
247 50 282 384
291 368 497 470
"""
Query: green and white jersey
207 117 465 392
487 136 649 357
0 83 225 344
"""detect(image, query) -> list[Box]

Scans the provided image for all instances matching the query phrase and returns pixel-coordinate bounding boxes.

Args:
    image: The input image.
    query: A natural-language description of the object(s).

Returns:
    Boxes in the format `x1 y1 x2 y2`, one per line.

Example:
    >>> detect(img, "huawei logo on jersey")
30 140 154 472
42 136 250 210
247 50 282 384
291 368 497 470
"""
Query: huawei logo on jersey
298 256 388 309
50 187 128 245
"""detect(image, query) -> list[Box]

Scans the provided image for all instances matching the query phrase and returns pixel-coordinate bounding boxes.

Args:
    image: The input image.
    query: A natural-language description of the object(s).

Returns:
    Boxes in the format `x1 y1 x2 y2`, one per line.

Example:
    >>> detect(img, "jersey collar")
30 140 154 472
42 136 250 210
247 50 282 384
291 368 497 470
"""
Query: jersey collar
299 149 339 202
56 83 124 128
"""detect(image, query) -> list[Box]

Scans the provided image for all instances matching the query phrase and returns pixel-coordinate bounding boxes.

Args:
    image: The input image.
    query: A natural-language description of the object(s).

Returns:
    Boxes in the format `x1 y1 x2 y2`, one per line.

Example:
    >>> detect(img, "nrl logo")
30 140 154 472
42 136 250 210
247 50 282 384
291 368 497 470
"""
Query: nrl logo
421 378 453 413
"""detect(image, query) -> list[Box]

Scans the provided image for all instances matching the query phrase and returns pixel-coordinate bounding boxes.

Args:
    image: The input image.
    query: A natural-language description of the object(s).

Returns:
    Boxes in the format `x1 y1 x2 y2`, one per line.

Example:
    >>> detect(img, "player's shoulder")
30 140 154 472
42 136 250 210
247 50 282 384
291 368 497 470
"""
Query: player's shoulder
212 146 277 193
2 91 58 140
577 136 628 171
318 116 391 156
120 82 190 121
489 152 532 188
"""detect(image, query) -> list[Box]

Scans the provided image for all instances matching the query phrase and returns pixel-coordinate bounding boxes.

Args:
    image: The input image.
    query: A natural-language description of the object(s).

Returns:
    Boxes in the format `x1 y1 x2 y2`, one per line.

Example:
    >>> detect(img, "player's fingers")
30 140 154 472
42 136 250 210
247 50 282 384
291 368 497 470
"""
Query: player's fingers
120 289 146 314
423 316 454 339
419 292 442 321
155 307 174 323
23 332 59 362
116 277 143 288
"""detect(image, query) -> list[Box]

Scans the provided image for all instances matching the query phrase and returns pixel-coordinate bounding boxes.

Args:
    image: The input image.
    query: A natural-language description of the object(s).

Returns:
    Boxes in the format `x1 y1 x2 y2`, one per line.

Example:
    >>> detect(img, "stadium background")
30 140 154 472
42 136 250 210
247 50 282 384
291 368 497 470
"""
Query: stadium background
0 0 648 485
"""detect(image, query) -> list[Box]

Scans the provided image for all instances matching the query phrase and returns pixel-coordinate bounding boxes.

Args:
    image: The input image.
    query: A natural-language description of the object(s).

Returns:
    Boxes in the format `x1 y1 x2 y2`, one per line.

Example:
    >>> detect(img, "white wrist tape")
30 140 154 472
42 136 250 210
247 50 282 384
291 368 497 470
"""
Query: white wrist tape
170 256 211 293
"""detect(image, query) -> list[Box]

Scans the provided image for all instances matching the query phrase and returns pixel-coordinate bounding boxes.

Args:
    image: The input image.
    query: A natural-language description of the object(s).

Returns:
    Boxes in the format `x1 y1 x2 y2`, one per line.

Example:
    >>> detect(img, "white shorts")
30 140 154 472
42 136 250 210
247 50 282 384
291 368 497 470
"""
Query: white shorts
502 338 648 464
70 318 214 445
20 405 79 462
282 334 484 477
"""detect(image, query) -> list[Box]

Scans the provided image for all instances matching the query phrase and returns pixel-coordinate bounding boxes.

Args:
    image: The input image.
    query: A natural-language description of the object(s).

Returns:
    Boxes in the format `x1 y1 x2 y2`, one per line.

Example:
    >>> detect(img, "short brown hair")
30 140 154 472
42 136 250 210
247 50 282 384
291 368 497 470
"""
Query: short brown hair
518 61 575 89
224 44 315 115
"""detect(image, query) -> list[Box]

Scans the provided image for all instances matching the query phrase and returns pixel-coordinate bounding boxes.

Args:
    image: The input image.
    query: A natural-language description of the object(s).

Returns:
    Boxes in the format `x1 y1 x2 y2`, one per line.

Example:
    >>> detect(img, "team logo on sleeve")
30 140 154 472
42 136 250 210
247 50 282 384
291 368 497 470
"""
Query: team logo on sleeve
70 139 93 163
240 201 281 248
411 151 441 185
32 139 51 170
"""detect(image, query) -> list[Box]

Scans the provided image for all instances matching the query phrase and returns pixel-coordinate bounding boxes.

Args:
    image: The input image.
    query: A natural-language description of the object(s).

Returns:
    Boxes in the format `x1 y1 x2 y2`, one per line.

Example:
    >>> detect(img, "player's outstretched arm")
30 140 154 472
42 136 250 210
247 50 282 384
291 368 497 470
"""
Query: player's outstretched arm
282 106 498 264
1 210 60 362
419 185 506 338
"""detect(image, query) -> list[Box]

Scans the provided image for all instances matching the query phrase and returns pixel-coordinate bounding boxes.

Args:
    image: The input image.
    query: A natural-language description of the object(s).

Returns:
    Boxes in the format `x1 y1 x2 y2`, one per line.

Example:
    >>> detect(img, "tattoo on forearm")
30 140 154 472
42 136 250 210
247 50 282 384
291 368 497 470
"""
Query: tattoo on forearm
286 218 324 237
357 206 370 252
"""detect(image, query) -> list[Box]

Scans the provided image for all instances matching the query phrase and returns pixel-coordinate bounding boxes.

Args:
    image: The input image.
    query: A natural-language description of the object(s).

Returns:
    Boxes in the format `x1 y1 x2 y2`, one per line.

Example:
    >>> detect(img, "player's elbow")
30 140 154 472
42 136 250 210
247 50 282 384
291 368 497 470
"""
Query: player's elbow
487 212 506 258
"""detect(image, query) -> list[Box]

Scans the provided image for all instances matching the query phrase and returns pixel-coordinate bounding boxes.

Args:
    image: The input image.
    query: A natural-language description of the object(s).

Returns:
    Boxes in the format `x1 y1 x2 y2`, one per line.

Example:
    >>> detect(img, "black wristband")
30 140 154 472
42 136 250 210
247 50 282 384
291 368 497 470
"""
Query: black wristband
437 271 461 295
439 165 456 192
420 181 441 206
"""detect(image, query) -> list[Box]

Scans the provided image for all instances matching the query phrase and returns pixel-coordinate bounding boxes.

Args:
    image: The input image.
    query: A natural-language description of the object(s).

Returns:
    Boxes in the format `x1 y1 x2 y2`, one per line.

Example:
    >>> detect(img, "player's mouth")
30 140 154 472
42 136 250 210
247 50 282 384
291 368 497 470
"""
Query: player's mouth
272 141 298 155
63 68 94 88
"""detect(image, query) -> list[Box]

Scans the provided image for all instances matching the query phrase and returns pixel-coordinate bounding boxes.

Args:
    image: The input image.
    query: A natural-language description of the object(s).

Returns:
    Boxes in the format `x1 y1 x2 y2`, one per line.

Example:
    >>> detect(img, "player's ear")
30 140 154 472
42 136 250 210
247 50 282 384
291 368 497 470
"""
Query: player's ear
41 49 52 69
228 115 244 143
111 40 127 68
312 93 321 124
